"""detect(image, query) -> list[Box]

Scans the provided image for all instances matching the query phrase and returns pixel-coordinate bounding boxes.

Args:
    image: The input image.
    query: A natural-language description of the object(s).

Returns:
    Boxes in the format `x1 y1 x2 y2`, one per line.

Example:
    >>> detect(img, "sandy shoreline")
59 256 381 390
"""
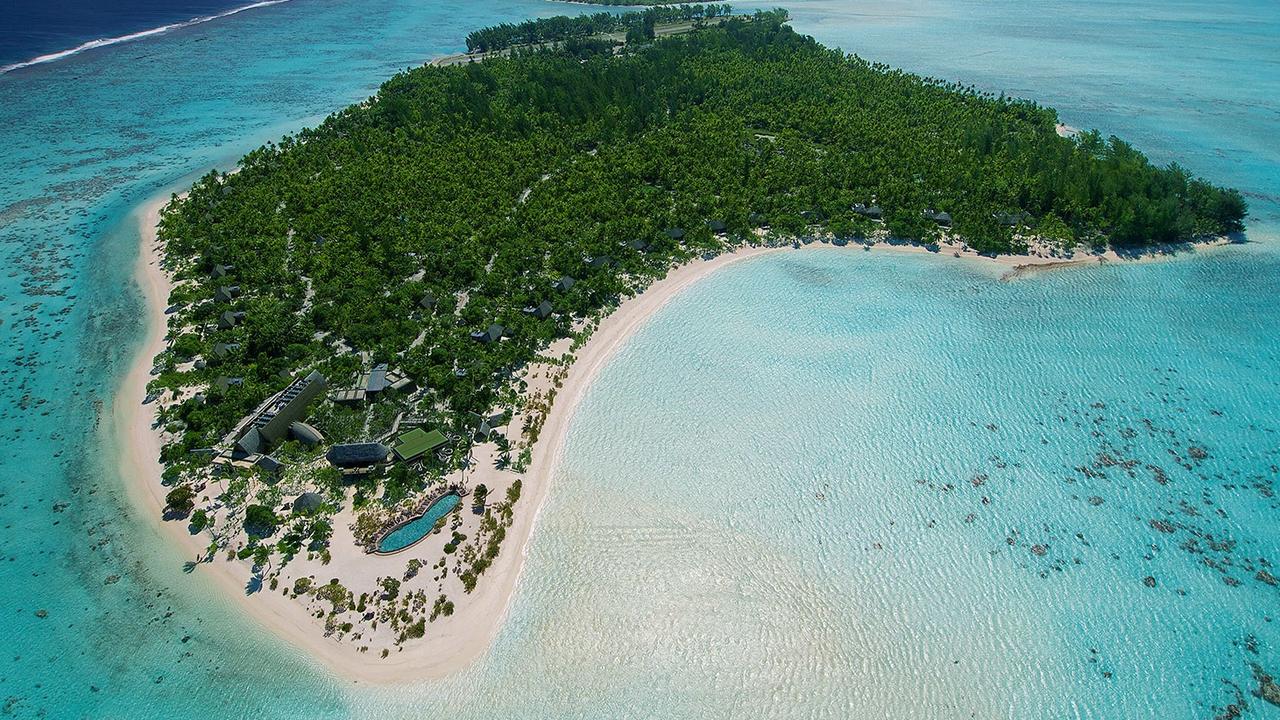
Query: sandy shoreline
116 192 1231 683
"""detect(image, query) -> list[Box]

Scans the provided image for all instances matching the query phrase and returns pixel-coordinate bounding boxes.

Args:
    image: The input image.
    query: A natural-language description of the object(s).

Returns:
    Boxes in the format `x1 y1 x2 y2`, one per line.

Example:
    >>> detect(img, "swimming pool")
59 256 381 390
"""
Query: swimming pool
374 493 461 554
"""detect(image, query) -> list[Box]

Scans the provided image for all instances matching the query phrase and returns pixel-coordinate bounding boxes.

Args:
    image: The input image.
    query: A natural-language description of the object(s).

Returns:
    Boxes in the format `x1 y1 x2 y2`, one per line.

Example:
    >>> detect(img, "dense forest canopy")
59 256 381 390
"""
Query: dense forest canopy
464 4 732 52
155 10 1246 469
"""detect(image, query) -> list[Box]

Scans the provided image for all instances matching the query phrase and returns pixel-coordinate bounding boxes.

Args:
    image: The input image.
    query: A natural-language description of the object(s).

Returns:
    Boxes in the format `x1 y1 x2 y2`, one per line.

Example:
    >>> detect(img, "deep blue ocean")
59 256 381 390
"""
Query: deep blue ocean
0 0 1276 717
1 0 273 70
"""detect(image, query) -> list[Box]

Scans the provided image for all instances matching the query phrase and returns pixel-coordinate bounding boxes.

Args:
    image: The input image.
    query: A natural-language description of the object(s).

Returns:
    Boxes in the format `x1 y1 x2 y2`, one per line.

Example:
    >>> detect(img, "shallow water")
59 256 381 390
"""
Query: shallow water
0 0 1277 717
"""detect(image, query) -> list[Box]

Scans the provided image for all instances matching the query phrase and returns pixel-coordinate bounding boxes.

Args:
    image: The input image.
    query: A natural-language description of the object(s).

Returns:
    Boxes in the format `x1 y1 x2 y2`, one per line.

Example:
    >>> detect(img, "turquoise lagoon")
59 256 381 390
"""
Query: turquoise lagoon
0 0 1277 717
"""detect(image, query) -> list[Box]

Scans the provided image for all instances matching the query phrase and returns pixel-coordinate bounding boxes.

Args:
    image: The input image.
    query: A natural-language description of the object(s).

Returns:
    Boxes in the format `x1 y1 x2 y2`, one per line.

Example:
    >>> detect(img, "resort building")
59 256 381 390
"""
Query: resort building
250 371 327 445
707 219 727 234
326 442 391 469
214 285 242 303
331 388 367 405
210 263 235 279
288 421 324 447
628 238 651 252
391 427 448 462
554 275 576 292
586 255 615 270
357 363 414 397
215 376 244 390
665 227 685 242
230 371 328 457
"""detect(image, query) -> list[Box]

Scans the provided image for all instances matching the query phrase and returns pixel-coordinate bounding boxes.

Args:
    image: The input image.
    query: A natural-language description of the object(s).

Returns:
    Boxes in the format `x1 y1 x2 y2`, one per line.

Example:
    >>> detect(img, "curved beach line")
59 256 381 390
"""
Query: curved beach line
0 0 292 76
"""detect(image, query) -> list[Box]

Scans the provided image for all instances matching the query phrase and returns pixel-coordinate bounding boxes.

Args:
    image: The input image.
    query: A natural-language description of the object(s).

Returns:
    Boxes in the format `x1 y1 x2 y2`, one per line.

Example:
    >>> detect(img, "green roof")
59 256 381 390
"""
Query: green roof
392 427 447 461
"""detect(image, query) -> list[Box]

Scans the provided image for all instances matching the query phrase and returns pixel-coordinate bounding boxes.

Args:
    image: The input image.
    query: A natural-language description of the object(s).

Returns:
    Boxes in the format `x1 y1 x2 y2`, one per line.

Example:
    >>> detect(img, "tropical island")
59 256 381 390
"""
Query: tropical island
134 7 1246 679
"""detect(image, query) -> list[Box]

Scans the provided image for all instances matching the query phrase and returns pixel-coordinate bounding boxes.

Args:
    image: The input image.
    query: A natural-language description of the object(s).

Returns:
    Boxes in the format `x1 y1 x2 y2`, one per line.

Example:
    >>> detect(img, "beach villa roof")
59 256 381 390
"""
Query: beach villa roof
214 285 241 303
471 324 505 344
419 291 437 309
665 227 685 241
211 264 234 278
923 208 953 226
215 376 244 390
852 203 883 219
554 275 576 291
392 427 448 462
469 410 507 441
628 238 651 251
996 211 1032 227
212 342 240 358
523 300 553 319
326 442 390 468
292 492 324 514
748 211 767 226
586 255 615 269
707 219 727 233
217 310 245 329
